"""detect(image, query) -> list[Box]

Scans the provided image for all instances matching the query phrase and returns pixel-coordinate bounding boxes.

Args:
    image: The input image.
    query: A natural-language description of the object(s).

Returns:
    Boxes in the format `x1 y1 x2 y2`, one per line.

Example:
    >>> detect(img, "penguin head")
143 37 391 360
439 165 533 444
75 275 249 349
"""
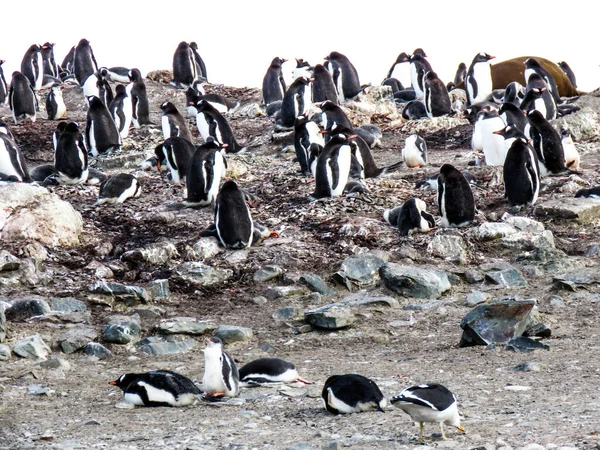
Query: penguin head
412 48 427 58
561 129 572 139
109 373 139 391
87 95 101 106
128 68 142 82
395 52 410 63
205 336 224 349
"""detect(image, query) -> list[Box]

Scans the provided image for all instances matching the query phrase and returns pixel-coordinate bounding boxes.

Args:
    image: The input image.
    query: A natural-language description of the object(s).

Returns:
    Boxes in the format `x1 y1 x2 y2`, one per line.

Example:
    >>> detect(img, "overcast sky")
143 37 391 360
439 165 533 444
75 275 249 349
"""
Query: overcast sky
2 1 598 92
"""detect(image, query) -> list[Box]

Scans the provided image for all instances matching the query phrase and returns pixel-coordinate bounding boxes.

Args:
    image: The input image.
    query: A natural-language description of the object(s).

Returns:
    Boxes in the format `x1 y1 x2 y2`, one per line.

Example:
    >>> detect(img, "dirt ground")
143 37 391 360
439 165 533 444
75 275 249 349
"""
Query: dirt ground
1 78 600 450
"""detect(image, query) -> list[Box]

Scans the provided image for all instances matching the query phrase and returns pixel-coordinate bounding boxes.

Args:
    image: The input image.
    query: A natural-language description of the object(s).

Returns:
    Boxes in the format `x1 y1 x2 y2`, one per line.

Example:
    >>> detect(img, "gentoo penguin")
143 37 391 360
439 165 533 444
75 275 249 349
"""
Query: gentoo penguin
110 370 201 407
325 51 362 102
202 337 240 400
317 100 353 136
575 186 600 198
308 142 323 178
0 119 15 140
386 52 411 88
561 130 580 170
154 136 195 184
498 102 527 133
96 173 141 204
73 39 98 86
171 41 197 88
357 124 383 148
478 108 507 166
294 114 325 175
238 358 313 385
102 66 131 84
29 164 55 183
391 383 465 443
60 46 75 74
189 42 207 81
503 137 540 209
0 61 8 104
186 89 236 116
465 52 495 105
382 78 403 93
96 68 114 106
525 57 561 105
438 164 475 227
9 71 37 124
159 100 194 143
416 170 477 191
424 71 452 118
383 198 435 236
262 57 287 105
522 73 556 120
311 133 353 199
526 109 566 176
109 84 133 139
0 133 30 182
408 53 432 100
343 129 402 178
127 68 152 127
82 72 100 101
402 134 428 168
46 84 67 120
311 64 338 105
54 122 88 185
52 121 67 150
558 61 577 89
184 138 227 207
493 125 529 155
195 100 243 152
322 374 386 414
20 44 44 91
503 81 526 107
86 95 121 157
41 42 59 77
277 76 312 128
402 100 428 120
453 62 467 87
292 58 313 79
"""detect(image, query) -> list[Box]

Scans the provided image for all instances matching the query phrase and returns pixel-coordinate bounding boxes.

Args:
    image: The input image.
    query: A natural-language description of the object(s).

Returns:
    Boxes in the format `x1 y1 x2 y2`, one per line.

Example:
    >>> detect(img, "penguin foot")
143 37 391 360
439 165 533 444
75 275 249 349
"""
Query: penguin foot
202 392 225 402
295 376 314 385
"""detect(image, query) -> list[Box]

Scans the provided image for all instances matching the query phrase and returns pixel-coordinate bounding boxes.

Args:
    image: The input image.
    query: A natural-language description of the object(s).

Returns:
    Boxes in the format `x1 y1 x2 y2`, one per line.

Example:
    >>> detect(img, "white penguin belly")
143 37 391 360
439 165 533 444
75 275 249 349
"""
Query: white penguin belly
117 179 139 203
82 75 99 101
0 144 21 179
161 116 172 140
196 113 210 141
471 63 492 103
481 118 506 166
120 97 133 138
306 121 324 146
89 121 98 156
328 146 351 196
203 348 226 393
137 381 177 405
391 63 411 88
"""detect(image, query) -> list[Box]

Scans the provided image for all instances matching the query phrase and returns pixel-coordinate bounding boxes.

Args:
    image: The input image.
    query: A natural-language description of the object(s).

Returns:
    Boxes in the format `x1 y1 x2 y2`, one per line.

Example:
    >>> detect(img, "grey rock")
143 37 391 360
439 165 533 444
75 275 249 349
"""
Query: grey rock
464 290 490 307
333 253 387 290
136 335 196 355
534 197 600 224
474 222 518 241
299 274 336 296
554 268 600 291
102 317 141 344
480 262 527 288
187 237 223 261
427 235 467 261
28 384 54 396
38 358 71 371
304 303 355 330
18 257 54 287
14 334 52 360
507 336 550 352
215 325 253 344
295 324 313 334
95 150 149 171
272 306 304 322
288 444 311 450
0 306 5 343
525 322 552 338
6 297 51 321
513 361 546 372
500 230 555 251
59 328 98 354
174 262 233 287
83 342 113 359
0 343 10 360
48 297 87 312
0 250 20 271
148 279 170 300
548 295 565 308
464 269 485 284
253 265 283 282
155 317 217 336
22 242 48 263
552 106 600 141
252 296 268 306
89 280 151 305
340 293 400 308
379 263 452 299
504 216 545 233
264 285 308 300
404 300 445 311
121 241 179 266
586 243 599 258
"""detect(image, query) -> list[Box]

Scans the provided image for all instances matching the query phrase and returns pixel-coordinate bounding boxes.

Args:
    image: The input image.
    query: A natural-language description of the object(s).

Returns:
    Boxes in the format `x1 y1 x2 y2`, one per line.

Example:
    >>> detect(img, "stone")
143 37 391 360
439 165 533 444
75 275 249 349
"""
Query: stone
60 328 98 354
464 291 490 307
504 216 546 233
427 235 467 261
38 358 71 371
0 183 83 247
339 293 400 308
22 242 48 263
155 317 217 336
534 197 600 224
475 222 518 242
0 250 20 271
552 106 600 141
333 254 387 291
299 274 336 296
524 323 552 338
83 342 113 359
121 241 179 266
264 285 307 300
464 269 485 284
272 306 304 322
0 343 10 360
102 317 142 344
253 265 283 282
304 303 355 330
404 300 445 311
5 297 51 321
513 361 546 372
500 230 555 251
188 237 223 261
173 262 233 287
148 279 170 300
89 280 151 305
548 295 565 308
13 334 52 360
0 305 6 343
518 445 545 450
48 297 87 312
288 444 312 450
379 263 452 299
480 262 527 288
553 268 600 291
136 335 196 355
215 325 253 344
506 337 550 352
459 300 537 347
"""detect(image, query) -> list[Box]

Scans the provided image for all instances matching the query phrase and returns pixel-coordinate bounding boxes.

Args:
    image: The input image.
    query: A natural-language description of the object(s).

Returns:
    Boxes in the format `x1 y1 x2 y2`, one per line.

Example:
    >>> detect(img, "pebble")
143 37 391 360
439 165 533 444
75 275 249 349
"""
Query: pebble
548 295 566 308
83 342 113 359
299 274 335 296
464 290 490 307
215 325 253 344
513 361 546 372
304 303 355 330
253 265 283 283
272 306 304 322
38 358 71 371
0 343 11 360
13 335 52 360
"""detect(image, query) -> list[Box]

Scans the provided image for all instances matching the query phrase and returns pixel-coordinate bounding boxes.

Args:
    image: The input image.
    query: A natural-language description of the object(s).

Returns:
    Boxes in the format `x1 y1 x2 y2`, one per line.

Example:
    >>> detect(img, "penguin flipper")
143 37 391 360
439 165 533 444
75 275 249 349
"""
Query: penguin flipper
199 223 218 237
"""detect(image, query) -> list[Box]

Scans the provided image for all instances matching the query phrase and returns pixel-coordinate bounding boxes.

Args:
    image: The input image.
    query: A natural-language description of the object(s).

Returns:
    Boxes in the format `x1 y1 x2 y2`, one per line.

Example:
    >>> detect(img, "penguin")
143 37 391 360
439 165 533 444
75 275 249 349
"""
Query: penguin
189 42 208 81
238 358 313 385
154 136 195 184
184 138 227 207
498 102 527 133
277 76 312 129
82 72 100 101
342 128 402 178
96 68 114 106
54 121 88 185
109 370 201 407
465 52 495 105
102 66 131 83
292 58 313 79
408 53 432 100
29 164 55 183
262 57 287 105
416 170 477 191
561 129 580 170
0 133 30 182
317 100 353 135
20 44 44 91
402 134 428 168
96 173 141 204
503 81 526 107
401 100 428 120
557 61 577 89
525 57 561 105
195 100 243 152
109 84 133 139
453 62 467 86
391 383 465 443
60 46 75 75
522 73 556 120
493 125 529 155
394 89 417 103
438 164 475 227
382 78 403 94
308 142 323 178
357 124 382 148
46 84 67 120
311 133 353 199
52 121 68 150
159 100 194 143
322 374 386 414
187 90 236 116
9 71 37 124
575 186 600 198
311 63 339 105
202 336 240 399
294 113 325 175
383 198 435 236
526 109 566 176
503 137 540 209
0 119 15 141
171 41 197 88
73 39 98 86
386 52 411 88
478 108 507 166
325 51 362 102
0 60 8 104
127 68 152 127
41 42 59 77
424 71 452 118
86 95 121 157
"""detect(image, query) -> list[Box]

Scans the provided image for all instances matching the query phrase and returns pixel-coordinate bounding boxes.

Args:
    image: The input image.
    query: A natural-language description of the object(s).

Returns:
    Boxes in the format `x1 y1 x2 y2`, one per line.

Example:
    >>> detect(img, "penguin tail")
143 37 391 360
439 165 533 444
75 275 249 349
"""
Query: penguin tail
382 161 405 174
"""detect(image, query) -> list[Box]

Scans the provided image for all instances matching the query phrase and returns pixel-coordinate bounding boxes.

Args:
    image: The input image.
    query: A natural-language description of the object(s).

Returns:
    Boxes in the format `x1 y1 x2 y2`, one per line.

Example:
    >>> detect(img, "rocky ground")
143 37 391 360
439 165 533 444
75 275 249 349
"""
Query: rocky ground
1 77 600 450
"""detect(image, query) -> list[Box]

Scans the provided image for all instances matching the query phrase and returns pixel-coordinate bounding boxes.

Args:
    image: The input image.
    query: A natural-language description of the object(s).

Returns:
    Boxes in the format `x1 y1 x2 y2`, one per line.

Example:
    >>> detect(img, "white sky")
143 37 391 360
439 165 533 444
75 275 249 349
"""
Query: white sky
2 1 599 92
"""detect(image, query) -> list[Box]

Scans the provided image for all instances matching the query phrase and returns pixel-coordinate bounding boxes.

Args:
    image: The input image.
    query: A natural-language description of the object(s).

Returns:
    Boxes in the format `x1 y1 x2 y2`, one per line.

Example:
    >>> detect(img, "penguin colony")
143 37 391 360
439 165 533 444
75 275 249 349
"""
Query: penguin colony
0 39 597 444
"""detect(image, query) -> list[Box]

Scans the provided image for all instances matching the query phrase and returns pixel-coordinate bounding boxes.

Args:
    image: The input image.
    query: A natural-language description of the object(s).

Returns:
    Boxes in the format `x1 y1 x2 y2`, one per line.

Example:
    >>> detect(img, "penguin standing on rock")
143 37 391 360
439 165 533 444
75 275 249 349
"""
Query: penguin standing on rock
171 41 197 88
54 121 88 185
277 76 312 129
384 198 435 236
465 52 495 105
311 133 360 199
238 358 313 385
20 44 44 91
109 84 133 139
262 57 287 105
386 52 411 88
311 64 338 105
184 138 227 207
322 374 386 414
202 337 240 400
154 136 195 184
0 133 30 182
127 68 152 127
159 100 193 143
424 71 452 118
73 39 98 86
453 62 467 87
503 137 540 209
438 164 475 227
9 71 37 124
46 84 67 120
325 51 362 102
558 61 577 89
189 42 207 81
0 61 8 104
195 100 243 152
402 134 428 168
86 95 121 157
96 173 141 204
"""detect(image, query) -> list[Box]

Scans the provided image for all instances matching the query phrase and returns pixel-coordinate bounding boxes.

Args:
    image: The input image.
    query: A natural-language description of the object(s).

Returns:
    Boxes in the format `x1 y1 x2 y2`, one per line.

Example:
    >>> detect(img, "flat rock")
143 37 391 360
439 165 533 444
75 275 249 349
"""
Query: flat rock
480 262 527 288
264 285 307 300
379 263 451 299
427 235 467 261
89 281 151 305
48 297 88 312
304 303 355 330
534 197 600 224
102 317 142 344
500 230 555 251
38 358 71 371
136 335 197 355
0 343 10 360
14 334 52 360
553 106 600 141
474 222 518 241
187 237 223 261
215 325 253 344
94 150 148 170
253 265 283 283
155 317 217 336
83 342 113 359
299 274 336 296
59 328 98 354
339 293 400 308
504 216 546 233
553 268 600 291
173 262 233 287
272 306 304 322
0 250 20 271
464 290 491 307
5 297 51 321
507 337 550 352
121 241 179 266
333 254 387 291
147 279 170 300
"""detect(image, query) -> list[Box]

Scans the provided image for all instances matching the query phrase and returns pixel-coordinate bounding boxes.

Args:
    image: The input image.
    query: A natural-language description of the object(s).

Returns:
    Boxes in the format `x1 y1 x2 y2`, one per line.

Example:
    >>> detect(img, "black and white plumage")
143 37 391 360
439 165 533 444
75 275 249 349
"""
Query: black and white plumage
503 138 540 208
73 39 98 86
476 108 506 166
238 358 312 385
186 87 236 116
522 73 556 121
527 109 566 176
402 134 428 168
96 173 141 204
453 62 467 86
408 54 431 100
561 129 580 170
344 130 402 178
384 198 435 236
391 383 464 442
0 119 15 141
189 42 207 82
416 170 477 191
322 374 386 414
102 66 131 83
110 370 201 407
575 186 600 199
438 164 475 228
311 63 338 105
195 100 242 152
155 136 195 184
54 122 88 185
558 61 577 89
292 58 313 80
202 337 240 399
127 68 152 127
262 57 287 105
465 52 495 105
277 76 312 128
172 41 198 89
525 58 561 105
424 71 451 118
86 95 121 157
503 81 526 107
325 51 361 102
9 71 37 124
498 102 527 134
311 133 353 199
46 84 67 120
317 100 353 136
41 42 59 78
109 84 133 139
160 100 193 143
386 52 411 88
294 114 324 175
20 44 44 91
401 100 428 120
0 60 8 104
0 133 30 182
184 138 227 207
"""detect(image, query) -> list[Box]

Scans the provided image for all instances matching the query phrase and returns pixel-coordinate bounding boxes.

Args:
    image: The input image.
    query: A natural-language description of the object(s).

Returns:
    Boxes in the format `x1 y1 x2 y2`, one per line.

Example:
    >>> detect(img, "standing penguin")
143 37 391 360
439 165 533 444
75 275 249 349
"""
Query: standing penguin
503 81 526 107
386 52 411 88
86 95 121 157
294 114 325 175
277 76 312 128
479 108 507 166
0 60 8 104
402 134 428 168
292 58 313 79
503 137 540 209
262 57 287 105
154 136 195 184
0 133 30 182
184 138 227 207
54 122 88 185
189 42 207 81
438 164 475 227
453 62 467 86
159 100 194 143
311 133 353 199
109 84 133 139
172 41 197 89
9 71 37 124
498 102 527 134
73 39 98 86
322 374 386 414
202 337 240 400
41 42 59 77
522 73 556 120
96 68 114 106
383 198 435 236
561 129 580 170
525 58 561 105
558 61 577 89
20 44 44 91
409 53 432 100
465 52 495 105
317 100 353 135
195 100 243 152
424 71 452 118
46 83 67 120
127 68 152 127
325 51 362 102
527 109 566 176
311 63 338 105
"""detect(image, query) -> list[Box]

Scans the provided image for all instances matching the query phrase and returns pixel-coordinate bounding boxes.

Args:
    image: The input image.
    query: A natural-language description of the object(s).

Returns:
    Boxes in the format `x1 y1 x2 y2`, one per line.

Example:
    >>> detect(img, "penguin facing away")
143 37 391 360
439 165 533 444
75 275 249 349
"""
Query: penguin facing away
277 76 312 128
96 173 141 204
557 61 577 89
238 358 313 385
41 42 59 77
109 84 133 139
202 336 240 400
46 84 67 120
0 133 30 182
526 109 566 176
503 137 540 208
384 198 435 236
325 51 362 101
424 71 452 118
9 71 37 124
20 44 44 91
183 138 227 207
54 121 88 185
189 41 207 81
154 136 195 184
438 164 475 227
453 62 467 86
402 134 428 168
262 57 287 105
127 68 152 127
465 52 495 105
86 95 121 157
172 41 197 88
73 38 99 86
322 374 386 414
311 63 339 105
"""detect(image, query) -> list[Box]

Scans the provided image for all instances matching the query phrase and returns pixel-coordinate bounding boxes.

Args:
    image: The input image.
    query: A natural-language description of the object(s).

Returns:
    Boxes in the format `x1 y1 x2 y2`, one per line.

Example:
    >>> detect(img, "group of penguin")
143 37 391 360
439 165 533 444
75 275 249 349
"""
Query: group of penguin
110 336 464 443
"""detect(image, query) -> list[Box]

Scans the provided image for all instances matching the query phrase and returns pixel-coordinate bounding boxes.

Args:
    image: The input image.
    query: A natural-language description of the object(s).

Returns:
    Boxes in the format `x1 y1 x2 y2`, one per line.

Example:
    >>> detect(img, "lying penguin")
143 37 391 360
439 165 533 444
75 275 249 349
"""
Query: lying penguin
383 198 435 236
